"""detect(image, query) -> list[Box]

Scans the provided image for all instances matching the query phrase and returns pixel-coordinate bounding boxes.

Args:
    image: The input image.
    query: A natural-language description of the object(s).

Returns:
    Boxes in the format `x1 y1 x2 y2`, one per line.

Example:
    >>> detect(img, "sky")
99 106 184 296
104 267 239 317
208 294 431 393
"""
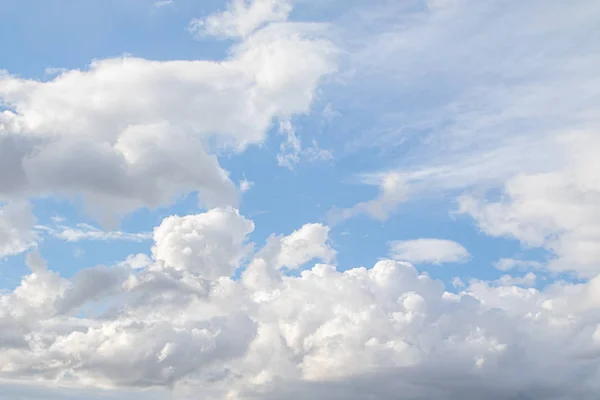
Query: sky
1 0 600 399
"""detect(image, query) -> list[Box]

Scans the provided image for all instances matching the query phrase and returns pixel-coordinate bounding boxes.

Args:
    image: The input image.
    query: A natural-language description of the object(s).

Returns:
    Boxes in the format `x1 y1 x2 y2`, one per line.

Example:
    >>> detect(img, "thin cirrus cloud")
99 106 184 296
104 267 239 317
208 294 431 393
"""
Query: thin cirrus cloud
36 223 152 243
336 0 600 202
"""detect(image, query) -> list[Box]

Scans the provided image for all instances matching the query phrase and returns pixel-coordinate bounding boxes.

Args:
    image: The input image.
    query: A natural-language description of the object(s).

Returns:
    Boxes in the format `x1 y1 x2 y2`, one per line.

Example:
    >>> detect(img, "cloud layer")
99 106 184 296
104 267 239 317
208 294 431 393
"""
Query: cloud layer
1 209 600 399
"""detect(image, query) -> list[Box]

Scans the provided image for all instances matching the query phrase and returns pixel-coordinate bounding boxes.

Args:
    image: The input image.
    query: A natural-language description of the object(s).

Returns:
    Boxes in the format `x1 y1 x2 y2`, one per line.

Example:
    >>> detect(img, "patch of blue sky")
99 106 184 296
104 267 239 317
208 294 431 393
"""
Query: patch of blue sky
0 0 228 77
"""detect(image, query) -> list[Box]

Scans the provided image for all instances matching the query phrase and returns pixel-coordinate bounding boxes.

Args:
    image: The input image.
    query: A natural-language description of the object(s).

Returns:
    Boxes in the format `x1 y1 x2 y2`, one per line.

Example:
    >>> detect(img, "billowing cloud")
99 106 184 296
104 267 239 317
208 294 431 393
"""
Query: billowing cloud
0 3 336 222
0 209 599 399
243 222 335 290
152 207 255 279
389 238 470 264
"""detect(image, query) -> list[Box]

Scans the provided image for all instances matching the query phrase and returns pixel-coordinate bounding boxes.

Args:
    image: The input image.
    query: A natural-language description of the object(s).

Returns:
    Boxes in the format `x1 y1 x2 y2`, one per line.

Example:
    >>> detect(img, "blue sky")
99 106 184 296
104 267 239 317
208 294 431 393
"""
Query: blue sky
1 0 600 399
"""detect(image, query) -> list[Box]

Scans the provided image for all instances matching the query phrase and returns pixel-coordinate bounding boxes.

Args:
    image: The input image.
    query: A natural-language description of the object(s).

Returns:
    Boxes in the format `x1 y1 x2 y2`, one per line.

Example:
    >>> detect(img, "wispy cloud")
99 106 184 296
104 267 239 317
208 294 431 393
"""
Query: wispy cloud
36 223 152 243
333 0 600 215
389 238 471 265
154 0 174 8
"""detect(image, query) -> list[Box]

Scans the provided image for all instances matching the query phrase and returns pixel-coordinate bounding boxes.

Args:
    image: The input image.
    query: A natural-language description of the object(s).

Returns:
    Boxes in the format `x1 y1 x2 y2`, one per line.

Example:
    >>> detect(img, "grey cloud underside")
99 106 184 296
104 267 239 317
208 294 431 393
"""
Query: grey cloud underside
249 368 594 400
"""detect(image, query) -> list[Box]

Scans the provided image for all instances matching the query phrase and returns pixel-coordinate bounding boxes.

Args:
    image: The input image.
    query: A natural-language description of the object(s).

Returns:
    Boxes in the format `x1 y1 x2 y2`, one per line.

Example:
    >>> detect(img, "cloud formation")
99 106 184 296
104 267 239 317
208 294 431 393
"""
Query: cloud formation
337 0 600 227
190 0 293 39
458 132 600 277
2 0 600 399
389 238 470 264
0 5 336 223
37 223 151 243
1 209 600 399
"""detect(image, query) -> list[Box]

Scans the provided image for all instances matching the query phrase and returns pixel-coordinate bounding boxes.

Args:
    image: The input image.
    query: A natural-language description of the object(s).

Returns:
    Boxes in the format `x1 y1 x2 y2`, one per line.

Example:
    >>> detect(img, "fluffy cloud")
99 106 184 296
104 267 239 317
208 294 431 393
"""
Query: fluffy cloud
0 202 37 258
1 209 600 399
0 4 336 222
389 238 470 264
242 222 335 290
458 132 600 277
152 207 255 279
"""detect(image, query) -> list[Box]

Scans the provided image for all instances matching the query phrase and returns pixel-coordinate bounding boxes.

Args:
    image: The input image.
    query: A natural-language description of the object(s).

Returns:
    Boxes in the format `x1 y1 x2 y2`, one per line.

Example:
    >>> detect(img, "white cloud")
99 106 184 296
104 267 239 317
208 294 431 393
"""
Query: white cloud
44 67 67 76
0 211 599 399
152 207 255 279
243 222 335 290
389 238 470 265
154 0 174 7
329 171 408 223
496 272 537 288
37 223 151 243
494 258 544 272
0 6 337 223
457 132 600 277
0 202 37 258
189 0 293 39
239 179 254 193
276 120 334 169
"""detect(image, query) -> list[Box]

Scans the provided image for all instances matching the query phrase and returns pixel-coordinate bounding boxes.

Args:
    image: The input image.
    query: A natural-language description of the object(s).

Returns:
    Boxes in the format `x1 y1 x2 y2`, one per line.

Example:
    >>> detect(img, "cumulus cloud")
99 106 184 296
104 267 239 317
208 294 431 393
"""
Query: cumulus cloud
389 238 470 265
1 210 600 399
242 222 335 291
0 202 37 258
0 5 336 222
152 207 255 279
